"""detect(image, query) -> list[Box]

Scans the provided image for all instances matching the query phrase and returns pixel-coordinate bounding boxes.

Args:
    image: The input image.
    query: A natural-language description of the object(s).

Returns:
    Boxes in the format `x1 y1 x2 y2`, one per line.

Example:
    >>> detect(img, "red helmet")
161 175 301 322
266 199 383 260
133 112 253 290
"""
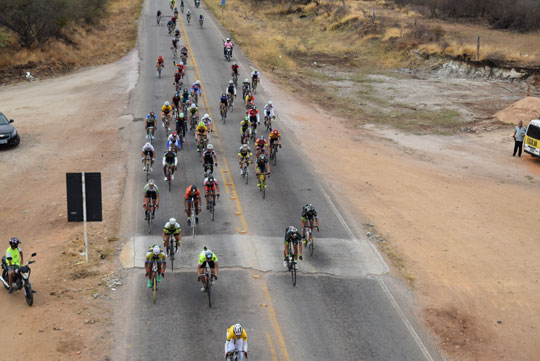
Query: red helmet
172 131 178 137
273 129 279 135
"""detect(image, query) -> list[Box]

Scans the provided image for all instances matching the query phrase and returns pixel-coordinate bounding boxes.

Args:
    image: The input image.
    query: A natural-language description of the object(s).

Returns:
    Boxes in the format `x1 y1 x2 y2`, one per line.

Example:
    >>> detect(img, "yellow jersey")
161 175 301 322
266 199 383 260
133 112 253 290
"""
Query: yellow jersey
162 104 173 114
226 325 247 341
196 124 207 133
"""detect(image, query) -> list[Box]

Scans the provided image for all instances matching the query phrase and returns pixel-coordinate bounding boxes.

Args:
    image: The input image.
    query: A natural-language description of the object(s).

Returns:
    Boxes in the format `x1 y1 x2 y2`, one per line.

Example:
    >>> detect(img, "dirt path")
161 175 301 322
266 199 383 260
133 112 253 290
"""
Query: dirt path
263 75 540 361
0 51 137 360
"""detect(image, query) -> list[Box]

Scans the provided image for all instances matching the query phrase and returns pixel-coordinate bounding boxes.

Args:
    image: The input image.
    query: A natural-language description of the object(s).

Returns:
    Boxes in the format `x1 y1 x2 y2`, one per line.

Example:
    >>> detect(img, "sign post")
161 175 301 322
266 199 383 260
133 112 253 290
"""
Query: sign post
82 172 88 262
221 0 225 17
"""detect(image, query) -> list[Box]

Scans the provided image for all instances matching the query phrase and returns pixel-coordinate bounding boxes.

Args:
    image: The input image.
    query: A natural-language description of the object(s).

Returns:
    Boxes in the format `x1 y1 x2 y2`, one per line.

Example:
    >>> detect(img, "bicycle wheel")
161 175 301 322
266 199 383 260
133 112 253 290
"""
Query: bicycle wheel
210 196 215 221
169 241 175 271
206 272 212 307
273 147 277 166
309 237 314 257
245 166 249 185
153 275 157 304
291 262 297 287
262 177 266 199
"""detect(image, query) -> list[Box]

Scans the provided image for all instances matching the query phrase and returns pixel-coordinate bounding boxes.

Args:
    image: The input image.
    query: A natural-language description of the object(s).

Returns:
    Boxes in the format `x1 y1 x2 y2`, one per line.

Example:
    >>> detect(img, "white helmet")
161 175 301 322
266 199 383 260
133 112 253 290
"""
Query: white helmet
244 78 249 83
233 324 243 336
229 80 233 84
226 38 230 41
179 61 184 65
268 100 272 105
207 144 214 150
169 217 176 225
190 103 196 108
164 101 170 106
145 142 152 148
204 113 209 119
152 245 160 255
195 80 201 85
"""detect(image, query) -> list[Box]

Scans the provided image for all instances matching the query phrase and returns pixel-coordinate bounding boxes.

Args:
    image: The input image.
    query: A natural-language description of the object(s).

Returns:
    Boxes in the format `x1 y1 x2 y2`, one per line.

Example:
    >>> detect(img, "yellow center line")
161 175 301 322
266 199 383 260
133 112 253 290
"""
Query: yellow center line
266 333 279 361
177 14 248 234
263 281 291 361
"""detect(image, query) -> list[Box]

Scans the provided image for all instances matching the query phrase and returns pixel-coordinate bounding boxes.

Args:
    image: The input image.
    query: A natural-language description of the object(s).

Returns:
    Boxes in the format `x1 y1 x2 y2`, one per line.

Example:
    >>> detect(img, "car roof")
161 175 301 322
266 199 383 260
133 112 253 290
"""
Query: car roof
529 119 540 128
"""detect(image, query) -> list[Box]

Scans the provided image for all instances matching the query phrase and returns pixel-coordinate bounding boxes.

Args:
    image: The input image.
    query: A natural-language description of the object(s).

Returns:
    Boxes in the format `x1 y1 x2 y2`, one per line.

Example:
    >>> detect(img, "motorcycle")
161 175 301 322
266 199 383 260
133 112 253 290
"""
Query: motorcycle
1 252 37 306
224 47 232 62
195 0 200 8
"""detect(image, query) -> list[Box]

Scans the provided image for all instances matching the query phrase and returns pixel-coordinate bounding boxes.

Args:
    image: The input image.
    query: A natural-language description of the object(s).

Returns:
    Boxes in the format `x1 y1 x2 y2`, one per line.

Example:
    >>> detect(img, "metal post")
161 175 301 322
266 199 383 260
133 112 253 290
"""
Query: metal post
476 36 480 61
82 172 88 262
371 7 375 24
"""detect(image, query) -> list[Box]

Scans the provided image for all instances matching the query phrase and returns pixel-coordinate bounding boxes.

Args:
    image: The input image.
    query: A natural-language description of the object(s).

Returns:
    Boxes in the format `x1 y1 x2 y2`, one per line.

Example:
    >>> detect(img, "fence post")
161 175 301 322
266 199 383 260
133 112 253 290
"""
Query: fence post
371 7 375 24
414 18 417 39
476 36 480 61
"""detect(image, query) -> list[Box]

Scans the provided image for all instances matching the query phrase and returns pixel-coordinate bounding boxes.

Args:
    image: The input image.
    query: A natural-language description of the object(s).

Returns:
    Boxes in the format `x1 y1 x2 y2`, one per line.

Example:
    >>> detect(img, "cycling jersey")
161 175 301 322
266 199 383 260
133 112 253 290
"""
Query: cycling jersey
185 186 201 200
172 95 181 107
163 151 177 166
255 138 267 148
163 221 181 234
226 325 247 341
196 124 207 133
238 146 252 157
231 64 239 73
189 106 199 114
251 71 260 79
144 184 159 194
227 85 236 95
146 250 166 263
181 92 189 101
269 131 280 140
198 250 218 264
219 95 228 104
191 84 202 95
285 229 302 244
301 207 318 220
204 177 219 191
162 105 173 114
256 158 267 171
142 144 155 153
202 150 216 163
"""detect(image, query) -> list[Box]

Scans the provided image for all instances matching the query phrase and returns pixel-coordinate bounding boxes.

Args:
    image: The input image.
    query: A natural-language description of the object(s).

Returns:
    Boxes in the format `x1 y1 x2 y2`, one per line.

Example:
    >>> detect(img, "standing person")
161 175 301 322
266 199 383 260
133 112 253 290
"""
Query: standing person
513 120 527 157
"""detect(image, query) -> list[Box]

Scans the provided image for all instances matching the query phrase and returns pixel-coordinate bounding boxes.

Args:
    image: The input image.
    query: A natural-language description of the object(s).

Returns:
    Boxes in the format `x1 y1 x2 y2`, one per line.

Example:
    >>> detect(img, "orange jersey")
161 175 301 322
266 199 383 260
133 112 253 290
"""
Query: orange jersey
269 131 280 139
185 186 201 199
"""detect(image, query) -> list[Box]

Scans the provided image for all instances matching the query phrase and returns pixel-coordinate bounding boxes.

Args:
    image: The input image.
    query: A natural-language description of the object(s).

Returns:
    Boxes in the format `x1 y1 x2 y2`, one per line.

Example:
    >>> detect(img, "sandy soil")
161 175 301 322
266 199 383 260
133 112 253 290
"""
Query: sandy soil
0 52 136 360
263 75 540 361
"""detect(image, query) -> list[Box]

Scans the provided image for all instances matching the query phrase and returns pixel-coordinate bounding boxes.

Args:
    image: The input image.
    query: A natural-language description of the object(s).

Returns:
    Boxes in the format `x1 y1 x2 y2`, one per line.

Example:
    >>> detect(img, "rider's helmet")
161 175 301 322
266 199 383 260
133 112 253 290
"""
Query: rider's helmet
183 88 188 93
242 144 248 150
259 154 266 161
152 245 160 255
9 237 20 247
243 78 249 83
273 129 279 135
259 136 264 141
164 101 170 106
179 61 184 66
144 142 152 148
232 61 237 65
233 324 243 337
221 93 226 98
207 174 214 183
190 185 198 194
207 144 214 150
203 113 209 119
198 121 205 128
252 106 257 110
268 100 272 105
229 80 233 84
169 217 177 225
195 80 201 85
205 250 213 259
243 116 249 121
287 226 298 234
254 69 258 73
171 131 178 138
226 38 230 42
190 103 196 108
175 92 180 97
148 179 155 186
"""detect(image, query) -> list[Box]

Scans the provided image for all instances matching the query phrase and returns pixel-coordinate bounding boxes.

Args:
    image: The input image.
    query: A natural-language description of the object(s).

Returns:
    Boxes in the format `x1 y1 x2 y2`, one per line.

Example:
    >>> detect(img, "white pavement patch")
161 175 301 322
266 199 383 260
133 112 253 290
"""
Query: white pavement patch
128 234 387 276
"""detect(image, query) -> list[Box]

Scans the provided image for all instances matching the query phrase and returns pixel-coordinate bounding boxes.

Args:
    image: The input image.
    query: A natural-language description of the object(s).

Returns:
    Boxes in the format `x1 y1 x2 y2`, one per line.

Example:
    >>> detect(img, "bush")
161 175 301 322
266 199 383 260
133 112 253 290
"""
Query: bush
391 0 540 31
0 0 107 48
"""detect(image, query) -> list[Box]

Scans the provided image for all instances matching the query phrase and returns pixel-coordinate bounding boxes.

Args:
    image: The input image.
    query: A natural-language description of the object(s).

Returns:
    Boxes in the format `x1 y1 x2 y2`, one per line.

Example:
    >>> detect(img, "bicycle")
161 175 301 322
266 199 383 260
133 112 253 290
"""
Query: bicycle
157 14 162 25
220 103 227 123
269 143 279 166
203 265 213 307
197 134 208 153
285 241 297 286
180 4 184 13
232 72 238 88
206 191 217 221
151 260 159 304
164 164 173 191
171 45 178 58
189 201 196 238
168 22 175 35
147 126 155 144
144 154 152 181
186 13 191 25
190 114 199 132
226 350 241 361
252 78 258 94
304 225 318 257
145 201 156 233
240 159 249 184
162 114 171 133
156 63 163 79
165 233 178 270
264 114 274 131
257 172 268 199
228 95 234 113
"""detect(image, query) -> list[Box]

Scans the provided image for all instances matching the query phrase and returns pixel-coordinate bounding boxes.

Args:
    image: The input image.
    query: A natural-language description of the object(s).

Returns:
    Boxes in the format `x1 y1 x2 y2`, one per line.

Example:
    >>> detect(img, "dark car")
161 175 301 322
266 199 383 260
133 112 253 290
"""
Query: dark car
0 112 20 146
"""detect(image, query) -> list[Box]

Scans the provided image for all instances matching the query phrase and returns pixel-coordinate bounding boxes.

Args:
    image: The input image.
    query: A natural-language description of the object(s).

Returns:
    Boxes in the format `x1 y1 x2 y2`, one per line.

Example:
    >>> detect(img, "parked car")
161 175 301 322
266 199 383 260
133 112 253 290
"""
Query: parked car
0 112 20 146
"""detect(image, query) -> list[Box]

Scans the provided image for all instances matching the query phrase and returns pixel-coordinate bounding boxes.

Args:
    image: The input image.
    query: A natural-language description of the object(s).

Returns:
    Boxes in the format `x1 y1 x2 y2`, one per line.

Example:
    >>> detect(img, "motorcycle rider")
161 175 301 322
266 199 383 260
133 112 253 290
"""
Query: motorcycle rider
224 38 233 57
5 237 23 294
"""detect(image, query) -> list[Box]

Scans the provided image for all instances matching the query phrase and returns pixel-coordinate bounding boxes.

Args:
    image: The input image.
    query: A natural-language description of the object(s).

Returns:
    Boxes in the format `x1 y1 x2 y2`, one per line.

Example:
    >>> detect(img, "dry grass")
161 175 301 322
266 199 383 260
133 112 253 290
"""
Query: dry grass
0 0 142 81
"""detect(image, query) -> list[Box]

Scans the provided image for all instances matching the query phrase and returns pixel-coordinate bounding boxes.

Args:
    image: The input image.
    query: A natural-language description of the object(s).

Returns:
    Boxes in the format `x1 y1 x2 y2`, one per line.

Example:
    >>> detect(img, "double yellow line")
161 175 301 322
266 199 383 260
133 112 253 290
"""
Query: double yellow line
176 10 290 361
177 14 248 234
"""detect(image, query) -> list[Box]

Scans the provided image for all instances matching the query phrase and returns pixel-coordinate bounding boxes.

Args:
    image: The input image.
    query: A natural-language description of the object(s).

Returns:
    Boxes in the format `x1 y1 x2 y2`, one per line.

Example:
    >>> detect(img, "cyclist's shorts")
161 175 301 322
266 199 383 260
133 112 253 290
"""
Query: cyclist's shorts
199 260 216 269
284 238 301 245
205 185 216 192
146 121 155 128
143 150 153 156
145 191 157 199
186 196 199 202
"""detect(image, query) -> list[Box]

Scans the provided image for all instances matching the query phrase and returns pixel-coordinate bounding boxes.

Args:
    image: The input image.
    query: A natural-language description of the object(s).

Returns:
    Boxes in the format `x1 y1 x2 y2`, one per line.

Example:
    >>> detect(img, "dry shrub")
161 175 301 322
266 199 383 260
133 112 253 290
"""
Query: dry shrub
328 14 363 31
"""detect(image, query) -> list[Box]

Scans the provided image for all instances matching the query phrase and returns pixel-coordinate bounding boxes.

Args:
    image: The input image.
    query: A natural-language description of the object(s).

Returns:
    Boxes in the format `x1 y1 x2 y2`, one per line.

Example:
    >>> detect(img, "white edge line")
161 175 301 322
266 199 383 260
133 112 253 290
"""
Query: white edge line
316 180 435 361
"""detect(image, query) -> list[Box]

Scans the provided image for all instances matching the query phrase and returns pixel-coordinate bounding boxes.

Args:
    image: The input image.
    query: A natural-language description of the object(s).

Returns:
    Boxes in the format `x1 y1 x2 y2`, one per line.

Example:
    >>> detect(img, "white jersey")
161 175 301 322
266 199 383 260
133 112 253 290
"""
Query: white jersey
168 134 179 142
251 71 260 79
264 104 274 118
142 144 155 152
164 221 180 230
225 85 236 96
202 116 213 126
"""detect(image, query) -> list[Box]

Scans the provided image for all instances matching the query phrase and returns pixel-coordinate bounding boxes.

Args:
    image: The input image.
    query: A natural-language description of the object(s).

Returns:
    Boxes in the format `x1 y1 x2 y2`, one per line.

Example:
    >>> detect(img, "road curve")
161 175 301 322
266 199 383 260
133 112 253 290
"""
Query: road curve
111 1 443 360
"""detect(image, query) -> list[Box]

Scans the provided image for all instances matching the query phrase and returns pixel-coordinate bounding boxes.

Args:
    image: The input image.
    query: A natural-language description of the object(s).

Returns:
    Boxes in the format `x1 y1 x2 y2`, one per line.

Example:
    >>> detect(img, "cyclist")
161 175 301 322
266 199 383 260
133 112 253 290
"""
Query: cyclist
225 324 248 361
248 106 260 136
251 69 260 88
5 237 23 294
268 129 282 154
195 121 208 151
176 61 185 76
156 55 164 72
167 131 181 152
184 185 201 226
175 111 187 138
181 88 190 109
255 154 270 188
145 244 166 288
241 78 250 99
283 226 303 268
231 62 239 79
162 146 178 181
141 142 155 171
223 37 233 57
244 91 255 109
173 6 179 18
191 80 202 103
264 100 274 124
161 101 173 129
174 71 182 91
167 18 174 33
145 112 157 138
180 44 188 59
171 36 179 53
172 91 181 111
169 0 175 10
197 247 219 291
219 93 229 115
301 204 319 239
240 116 252 144
143 179 160 219
201 144 218 175
180 0 184 10
226 80 236 101
170 16 176 26
237 144 252 175
186 8 191 22
162 217 182 253
188 102 199 124
255 135 268 157
199 14 204 23
157 9 162 23
203 174 220 209
201 113 213 133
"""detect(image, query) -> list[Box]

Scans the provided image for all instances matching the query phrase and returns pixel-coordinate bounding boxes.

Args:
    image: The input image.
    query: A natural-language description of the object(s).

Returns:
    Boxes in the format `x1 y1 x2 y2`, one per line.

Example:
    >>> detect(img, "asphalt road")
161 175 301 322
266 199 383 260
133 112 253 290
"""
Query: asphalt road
112 1 444 360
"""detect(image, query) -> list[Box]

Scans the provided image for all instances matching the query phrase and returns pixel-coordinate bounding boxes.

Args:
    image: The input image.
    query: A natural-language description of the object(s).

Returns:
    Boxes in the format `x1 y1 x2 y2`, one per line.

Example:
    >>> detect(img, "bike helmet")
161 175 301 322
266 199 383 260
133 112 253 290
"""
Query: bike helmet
221 93 226 97
153 245 160 255
288 226 298 233
207 144 214 150
232 61 236 65
207 175 214 182
172 131 178 137
259 154 266 160
190 103 196 108
254 69 258 73
205 250 213 259
183 88 188 93
273 129 279 135
259 136 264 141
203 113 209 119
242 144 248 149
9 237 20 247
305 203 313 210
190 186 198 193
268 100 272 105
169 217 177 225
233 324 243 336
164 101 170 106
179 61 183 66
144 142 152 148
198 121 205 127
226 37 230 42
243 116 249 121
253 106 257 110
244 78 249 83
148 179 155 186
195 80 201 85
229 80 233 84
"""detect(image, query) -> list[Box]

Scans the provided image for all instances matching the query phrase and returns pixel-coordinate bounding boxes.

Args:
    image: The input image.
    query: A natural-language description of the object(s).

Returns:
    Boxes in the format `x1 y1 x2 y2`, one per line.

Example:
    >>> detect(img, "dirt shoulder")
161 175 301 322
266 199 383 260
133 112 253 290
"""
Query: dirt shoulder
263 70 540 360
0 51 137 360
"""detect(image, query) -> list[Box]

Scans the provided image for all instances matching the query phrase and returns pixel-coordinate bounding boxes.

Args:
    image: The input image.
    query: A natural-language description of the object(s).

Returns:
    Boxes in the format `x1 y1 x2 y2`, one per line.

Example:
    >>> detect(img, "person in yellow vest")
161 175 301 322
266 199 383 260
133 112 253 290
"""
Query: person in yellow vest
6 237 23 294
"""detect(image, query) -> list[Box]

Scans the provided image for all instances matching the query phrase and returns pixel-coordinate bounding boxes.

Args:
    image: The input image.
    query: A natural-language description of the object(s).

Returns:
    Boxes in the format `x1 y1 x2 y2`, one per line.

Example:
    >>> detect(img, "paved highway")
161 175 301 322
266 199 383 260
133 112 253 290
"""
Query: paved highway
112 1 443 360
